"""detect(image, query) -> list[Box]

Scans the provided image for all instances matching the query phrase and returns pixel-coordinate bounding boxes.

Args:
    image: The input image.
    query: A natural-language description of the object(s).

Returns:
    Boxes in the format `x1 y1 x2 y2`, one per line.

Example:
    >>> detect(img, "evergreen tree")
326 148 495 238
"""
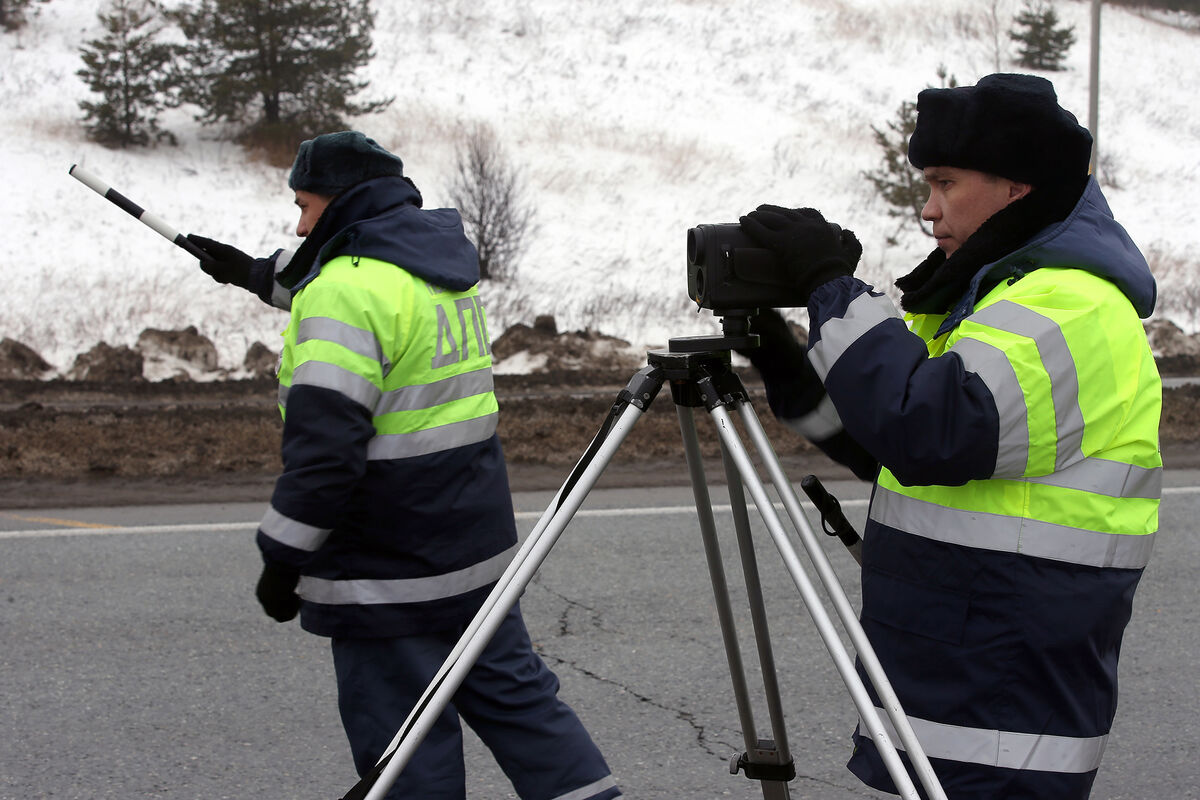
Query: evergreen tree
1009 0 1077 71
862 67 956 243
77 0 178 148
170 0 391 146
1 0 34 32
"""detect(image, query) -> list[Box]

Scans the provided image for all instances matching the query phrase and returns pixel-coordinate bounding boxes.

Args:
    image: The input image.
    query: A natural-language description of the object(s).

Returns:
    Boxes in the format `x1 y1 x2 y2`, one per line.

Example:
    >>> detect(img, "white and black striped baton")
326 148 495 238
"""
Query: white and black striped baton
68 164 213 262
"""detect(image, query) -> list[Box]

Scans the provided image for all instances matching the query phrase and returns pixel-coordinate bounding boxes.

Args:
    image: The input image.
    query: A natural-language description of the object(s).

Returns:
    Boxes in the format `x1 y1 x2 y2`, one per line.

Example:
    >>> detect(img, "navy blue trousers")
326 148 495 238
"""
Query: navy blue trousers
331 602 620 800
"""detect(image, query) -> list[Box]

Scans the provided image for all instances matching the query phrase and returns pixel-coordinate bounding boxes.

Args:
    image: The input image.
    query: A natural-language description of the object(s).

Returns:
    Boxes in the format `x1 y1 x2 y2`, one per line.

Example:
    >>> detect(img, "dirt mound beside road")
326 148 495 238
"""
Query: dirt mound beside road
0 369 851 509
1 368 1197 510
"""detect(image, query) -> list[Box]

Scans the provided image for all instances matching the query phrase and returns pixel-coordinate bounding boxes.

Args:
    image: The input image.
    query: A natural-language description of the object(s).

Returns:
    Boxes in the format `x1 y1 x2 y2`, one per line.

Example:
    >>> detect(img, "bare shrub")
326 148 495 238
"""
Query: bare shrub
1147 246 1200 333
449 122 537 283
982 0 1015 70
477 281 535 342
1097 151 1124 191
649 133 705 184
417 1 479 38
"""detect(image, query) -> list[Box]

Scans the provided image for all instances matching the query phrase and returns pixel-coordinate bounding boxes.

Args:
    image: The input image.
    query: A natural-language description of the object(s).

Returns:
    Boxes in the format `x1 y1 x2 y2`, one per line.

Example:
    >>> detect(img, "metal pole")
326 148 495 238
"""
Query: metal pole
1089 0 1102 177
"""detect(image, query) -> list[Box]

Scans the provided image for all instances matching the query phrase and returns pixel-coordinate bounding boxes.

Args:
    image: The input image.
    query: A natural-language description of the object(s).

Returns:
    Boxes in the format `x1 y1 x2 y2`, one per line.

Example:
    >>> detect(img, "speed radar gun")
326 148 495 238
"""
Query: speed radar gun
340 225 948 800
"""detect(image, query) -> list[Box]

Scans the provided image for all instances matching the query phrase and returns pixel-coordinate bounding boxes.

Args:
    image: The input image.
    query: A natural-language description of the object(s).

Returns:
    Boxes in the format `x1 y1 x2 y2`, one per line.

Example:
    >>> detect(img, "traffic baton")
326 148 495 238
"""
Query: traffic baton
68 164 212 262
801 474 864 565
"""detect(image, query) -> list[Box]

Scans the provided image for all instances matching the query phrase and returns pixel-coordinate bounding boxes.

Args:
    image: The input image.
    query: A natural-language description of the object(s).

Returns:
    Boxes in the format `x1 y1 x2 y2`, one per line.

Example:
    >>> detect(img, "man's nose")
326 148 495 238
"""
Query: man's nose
921 194 938 222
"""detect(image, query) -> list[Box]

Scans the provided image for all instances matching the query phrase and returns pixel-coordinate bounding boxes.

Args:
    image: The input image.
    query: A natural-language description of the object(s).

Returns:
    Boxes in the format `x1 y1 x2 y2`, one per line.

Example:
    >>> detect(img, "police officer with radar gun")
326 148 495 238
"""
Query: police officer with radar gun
734 74 1160 799
187 132 621 800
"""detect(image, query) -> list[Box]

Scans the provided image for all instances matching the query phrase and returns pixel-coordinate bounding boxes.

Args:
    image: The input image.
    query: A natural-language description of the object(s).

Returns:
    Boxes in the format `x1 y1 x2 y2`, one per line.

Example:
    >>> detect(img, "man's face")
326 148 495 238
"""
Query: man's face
921 167 1032 256
294 190 333 238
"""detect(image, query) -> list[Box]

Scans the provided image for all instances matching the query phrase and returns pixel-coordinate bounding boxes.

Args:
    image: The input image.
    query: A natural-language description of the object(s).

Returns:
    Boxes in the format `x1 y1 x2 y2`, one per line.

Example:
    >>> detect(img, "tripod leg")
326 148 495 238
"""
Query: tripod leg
675 406 762 748
676 405 793 800
344 368 663 800
718 444 793 770
735 401 948 800
703 401 925 800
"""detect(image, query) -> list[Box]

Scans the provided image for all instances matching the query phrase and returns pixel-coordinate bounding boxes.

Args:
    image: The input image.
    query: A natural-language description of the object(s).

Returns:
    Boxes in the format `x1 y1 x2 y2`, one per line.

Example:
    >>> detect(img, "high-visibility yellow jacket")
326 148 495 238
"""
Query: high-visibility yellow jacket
253 177 517 638
778 178 1160 799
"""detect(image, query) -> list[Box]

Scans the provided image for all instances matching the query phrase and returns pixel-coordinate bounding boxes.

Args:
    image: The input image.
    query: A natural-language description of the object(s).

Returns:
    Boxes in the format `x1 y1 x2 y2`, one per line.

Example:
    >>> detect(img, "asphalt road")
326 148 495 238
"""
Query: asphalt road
1 472 1197 800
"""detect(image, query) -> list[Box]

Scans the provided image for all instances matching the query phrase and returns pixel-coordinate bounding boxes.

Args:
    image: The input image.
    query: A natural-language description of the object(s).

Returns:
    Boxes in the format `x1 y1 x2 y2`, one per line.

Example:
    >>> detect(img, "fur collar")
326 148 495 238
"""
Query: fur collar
895 176 1088 315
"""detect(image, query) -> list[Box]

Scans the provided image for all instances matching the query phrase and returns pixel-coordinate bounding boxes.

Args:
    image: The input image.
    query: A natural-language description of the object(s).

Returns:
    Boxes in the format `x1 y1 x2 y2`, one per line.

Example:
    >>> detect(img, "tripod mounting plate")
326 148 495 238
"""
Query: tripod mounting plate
669 333 758 353
649 347 730 381
672 309 763 354
647 348 749 411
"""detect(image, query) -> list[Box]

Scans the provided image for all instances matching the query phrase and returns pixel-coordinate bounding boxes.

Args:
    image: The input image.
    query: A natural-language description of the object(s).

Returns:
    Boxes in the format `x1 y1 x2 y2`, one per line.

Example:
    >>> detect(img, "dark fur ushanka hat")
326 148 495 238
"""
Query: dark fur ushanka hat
907 73 1093 185
288 131 405 196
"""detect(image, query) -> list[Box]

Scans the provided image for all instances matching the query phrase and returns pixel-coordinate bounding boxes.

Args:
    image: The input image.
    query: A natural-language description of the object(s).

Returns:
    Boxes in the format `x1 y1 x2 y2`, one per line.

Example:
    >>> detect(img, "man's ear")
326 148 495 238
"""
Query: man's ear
1008 181 1033 203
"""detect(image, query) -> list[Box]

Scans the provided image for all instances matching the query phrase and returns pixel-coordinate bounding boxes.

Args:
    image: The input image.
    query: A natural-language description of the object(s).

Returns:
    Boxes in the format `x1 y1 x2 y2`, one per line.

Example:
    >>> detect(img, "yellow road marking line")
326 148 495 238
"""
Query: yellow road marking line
1 513 112 529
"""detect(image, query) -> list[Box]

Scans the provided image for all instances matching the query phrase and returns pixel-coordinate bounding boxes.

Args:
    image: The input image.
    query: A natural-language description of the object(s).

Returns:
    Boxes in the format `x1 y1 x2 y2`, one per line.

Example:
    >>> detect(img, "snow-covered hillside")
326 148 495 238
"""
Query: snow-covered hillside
2 0 1197 372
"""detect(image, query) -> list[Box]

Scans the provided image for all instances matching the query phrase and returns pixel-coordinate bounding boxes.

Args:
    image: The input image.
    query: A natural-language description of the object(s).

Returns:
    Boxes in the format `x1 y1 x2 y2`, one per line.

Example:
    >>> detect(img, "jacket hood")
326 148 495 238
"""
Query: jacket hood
1011 178 1156 316
936 178 1156 337
282 176 480 294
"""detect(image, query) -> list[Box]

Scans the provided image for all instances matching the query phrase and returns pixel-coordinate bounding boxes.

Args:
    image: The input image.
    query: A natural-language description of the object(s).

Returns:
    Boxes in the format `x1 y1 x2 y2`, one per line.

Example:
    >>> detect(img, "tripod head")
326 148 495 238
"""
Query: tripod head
668 309 760 354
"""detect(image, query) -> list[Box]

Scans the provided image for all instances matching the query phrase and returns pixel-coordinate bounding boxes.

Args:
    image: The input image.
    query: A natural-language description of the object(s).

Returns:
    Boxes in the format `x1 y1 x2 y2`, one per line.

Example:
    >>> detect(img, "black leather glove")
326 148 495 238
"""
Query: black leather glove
186 234 256 289
255 562 301 623
739 206 863 305
735 309 830 441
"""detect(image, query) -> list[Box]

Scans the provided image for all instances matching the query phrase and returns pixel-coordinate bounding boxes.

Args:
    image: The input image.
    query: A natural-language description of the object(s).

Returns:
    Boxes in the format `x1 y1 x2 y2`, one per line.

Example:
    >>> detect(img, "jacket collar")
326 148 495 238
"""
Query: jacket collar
895 176 1155 339
277 177 423 292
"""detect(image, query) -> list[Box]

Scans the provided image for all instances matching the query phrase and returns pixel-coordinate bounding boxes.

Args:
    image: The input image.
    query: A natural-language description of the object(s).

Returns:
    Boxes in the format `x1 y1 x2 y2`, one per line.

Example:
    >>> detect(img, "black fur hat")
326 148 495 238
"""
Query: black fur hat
288 131 405 196
907 73 1093 185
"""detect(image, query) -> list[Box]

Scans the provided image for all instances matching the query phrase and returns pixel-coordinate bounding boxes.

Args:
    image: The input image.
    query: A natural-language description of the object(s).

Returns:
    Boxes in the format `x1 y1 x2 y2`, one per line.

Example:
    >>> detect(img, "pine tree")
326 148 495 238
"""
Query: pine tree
77 0 178 148
1009 0 1077 71
862 67 956 243
0 0 34 32
863 98 927 243
170 0 391 150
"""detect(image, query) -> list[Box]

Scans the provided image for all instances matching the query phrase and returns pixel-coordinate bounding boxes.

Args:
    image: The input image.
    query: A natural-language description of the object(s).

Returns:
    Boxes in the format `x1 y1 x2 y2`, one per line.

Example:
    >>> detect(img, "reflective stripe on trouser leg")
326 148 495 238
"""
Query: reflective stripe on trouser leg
450 604 619 800
865 707 1108 772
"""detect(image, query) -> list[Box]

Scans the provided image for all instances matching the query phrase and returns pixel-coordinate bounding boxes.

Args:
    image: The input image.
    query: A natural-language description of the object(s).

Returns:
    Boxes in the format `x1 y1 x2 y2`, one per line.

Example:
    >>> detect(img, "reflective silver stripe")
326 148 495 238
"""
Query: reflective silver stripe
865 707 1108 773
870 486 1155 569
376 368 494 415
781 392 844 441
809 292 903 381
968 302 1086 470
547 775 619 800
259 506 332 552
270 249 294 310
1028 457 1162 499
297 316 390 375
291 360 381 410
952 336 1029 476
278 382 289 410
367 412 499 460
298 544 518 605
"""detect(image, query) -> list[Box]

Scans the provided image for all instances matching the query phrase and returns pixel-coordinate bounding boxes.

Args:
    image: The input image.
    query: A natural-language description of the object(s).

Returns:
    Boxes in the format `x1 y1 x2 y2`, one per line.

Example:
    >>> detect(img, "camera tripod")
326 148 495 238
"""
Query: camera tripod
340 323 948 800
